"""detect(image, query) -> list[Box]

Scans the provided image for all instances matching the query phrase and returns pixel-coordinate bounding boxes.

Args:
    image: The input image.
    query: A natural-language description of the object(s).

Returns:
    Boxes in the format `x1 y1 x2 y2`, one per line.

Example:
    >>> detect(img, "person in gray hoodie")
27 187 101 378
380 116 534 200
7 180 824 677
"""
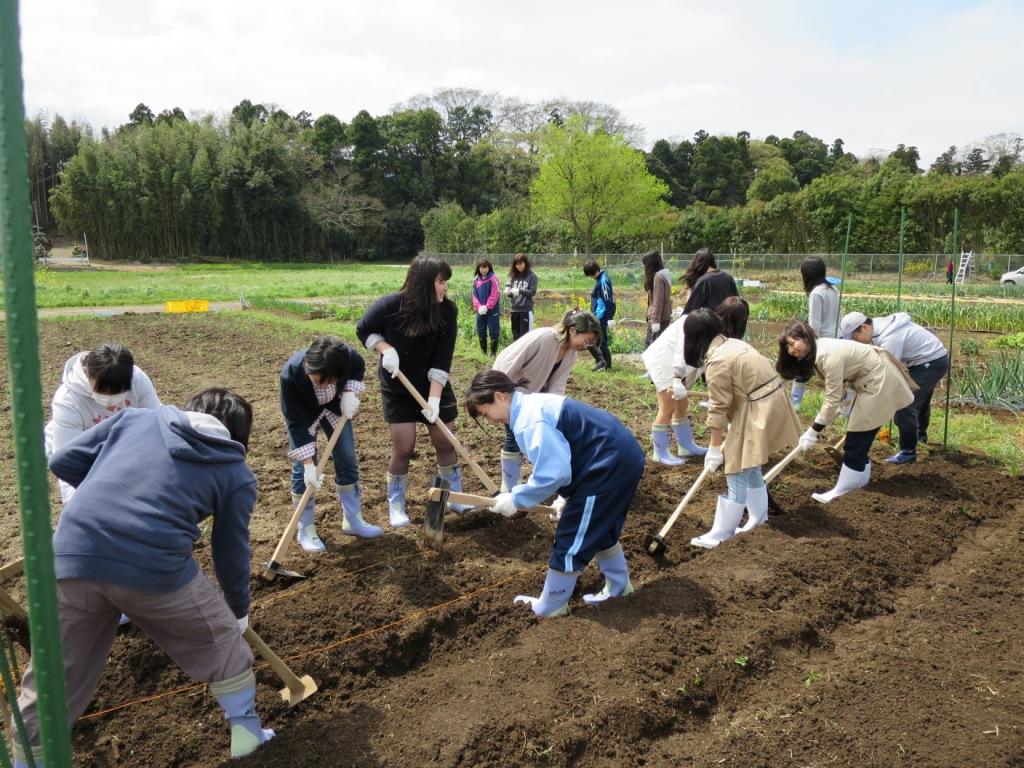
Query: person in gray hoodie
44 343 161 503
505 253 539 341
11 389 273 767
643 250 673 347
840 311 949 464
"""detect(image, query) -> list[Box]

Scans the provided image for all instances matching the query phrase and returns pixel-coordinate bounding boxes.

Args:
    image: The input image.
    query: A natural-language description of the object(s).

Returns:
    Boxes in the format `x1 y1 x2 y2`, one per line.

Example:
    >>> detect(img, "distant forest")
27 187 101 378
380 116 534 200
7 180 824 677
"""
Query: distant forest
26 88 1024 261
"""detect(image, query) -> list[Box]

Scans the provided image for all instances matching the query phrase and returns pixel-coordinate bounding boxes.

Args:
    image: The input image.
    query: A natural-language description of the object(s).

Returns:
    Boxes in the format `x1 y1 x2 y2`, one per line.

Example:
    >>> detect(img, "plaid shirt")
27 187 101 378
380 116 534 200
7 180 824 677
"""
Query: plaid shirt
287 378 365 461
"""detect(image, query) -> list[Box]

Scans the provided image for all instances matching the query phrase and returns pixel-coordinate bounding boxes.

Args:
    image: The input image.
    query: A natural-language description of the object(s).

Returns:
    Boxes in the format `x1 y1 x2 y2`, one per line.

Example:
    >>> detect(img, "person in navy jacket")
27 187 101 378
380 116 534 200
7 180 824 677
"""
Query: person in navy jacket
464 370 646 617
583 259 615 371
11 389 274 765
280 336 380 551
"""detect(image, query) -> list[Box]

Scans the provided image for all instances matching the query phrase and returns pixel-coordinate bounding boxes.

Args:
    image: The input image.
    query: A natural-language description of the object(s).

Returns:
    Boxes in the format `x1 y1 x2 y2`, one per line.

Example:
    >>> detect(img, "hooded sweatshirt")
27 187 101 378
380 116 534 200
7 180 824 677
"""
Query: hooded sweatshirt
506 269 538 312
49 406 257 618
869 312 947 367
648 268 673 325
45 351 161 502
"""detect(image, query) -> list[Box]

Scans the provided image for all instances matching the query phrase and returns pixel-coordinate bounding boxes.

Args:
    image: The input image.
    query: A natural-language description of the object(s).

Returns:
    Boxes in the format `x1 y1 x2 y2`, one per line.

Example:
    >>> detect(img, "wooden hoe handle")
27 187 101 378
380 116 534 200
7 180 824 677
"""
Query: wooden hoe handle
426 487 557 515
655 468 712 540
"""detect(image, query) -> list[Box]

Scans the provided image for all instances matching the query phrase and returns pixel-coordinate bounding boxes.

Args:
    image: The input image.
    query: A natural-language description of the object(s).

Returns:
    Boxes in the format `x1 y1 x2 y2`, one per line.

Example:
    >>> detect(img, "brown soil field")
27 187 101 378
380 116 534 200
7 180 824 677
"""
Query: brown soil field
2 313 1023 767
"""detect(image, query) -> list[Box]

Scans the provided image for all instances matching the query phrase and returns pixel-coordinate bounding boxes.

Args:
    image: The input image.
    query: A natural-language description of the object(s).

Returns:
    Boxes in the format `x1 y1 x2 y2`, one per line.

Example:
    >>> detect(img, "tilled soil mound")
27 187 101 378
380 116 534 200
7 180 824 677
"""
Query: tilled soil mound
1 314 1022 767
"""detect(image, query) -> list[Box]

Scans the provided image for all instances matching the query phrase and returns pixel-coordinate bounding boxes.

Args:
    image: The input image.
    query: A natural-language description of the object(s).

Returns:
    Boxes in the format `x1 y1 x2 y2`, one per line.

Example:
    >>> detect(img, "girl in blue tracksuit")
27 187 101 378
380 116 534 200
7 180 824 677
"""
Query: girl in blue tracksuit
464 370 646 617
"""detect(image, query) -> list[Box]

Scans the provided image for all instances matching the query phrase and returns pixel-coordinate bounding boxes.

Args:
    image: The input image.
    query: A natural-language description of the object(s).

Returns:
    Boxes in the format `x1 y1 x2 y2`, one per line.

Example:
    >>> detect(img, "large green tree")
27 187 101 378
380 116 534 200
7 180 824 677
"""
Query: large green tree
530 116 669 255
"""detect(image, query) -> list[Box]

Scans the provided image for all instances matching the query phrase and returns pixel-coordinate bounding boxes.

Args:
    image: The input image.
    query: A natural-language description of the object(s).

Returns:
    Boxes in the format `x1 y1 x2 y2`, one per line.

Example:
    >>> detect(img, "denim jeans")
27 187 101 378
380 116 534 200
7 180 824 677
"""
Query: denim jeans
894 355 949 451
843 428 880 471
288 417 358 493
725 466 766 504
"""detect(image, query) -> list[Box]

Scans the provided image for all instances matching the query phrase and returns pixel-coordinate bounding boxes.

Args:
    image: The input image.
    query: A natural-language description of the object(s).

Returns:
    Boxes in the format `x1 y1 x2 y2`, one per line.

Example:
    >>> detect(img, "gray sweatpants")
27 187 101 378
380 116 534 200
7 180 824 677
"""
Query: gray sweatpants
14 571 253 748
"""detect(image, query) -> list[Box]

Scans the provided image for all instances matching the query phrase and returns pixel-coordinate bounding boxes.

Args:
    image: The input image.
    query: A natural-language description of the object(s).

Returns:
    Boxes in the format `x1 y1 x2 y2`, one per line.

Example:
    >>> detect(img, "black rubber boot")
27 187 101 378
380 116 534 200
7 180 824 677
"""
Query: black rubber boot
490 339 499 356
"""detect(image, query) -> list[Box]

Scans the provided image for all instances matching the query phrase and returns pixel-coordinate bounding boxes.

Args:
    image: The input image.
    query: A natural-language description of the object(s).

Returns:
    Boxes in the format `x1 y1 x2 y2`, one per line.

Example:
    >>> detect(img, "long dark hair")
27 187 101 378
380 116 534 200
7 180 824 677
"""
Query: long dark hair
474 256 494 278
83 343 134 394
509 253 532 278
399 254 454 337
682 309 723 368
800 257 830 295
642 250 664 294
715 296 749 340
776 320 818 380
185 388 253 449
305 336 350 382
463 369 526 425
682 247 716 289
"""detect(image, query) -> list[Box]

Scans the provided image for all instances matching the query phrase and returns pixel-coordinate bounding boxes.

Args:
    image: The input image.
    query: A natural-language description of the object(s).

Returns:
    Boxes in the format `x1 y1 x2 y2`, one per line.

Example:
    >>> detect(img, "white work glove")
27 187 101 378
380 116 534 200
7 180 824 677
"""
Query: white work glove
799 427 819 452
703 445 724 473
237 615 248 633
421 395 441 424
303 462 322 492
490 492 518 518
548 495 566 522
504 286 513 296
512 286 521 297
340 391 359 420
380 347 400 378
477 305 488 316
671 378 688 400
651 323 661 334
840 389 855 418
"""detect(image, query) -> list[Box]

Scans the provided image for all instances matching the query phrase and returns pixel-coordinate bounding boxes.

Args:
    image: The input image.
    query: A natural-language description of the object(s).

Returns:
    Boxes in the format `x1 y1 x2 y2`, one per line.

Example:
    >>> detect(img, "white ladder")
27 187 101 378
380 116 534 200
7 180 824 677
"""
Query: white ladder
954 250 975 285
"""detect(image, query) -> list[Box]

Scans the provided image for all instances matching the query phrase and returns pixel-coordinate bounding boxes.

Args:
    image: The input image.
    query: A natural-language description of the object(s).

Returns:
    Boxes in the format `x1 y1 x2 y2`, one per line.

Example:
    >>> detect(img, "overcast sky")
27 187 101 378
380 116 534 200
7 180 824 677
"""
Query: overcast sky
18 0 1024 164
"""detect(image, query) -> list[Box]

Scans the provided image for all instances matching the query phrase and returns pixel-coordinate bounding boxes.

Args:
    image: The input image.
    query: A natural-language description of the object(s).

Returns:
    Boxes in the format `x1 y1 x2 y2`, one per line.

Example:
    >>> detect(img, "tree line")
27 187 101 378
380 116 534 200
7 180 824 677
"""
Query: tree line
30 88 1024 261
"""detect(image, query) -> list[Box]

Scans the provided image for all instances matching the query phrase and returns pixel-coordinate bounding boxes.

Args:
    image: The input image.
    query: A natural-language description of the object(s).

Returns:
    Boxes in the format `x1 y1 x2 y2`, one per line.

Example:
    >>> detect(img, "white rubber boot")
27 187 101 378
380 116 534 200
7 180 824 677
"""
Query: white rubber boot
386 472 410 527
292 492 325 553
690 496 744 549
12 744 44 768
500 450 522 493
338 483 383 537
811 462 870 504
439 463 473 513
790 380 807 408
652 425 685 465
736 484 769 534
210 670 275 759
583 543 635 605
513 568 579 617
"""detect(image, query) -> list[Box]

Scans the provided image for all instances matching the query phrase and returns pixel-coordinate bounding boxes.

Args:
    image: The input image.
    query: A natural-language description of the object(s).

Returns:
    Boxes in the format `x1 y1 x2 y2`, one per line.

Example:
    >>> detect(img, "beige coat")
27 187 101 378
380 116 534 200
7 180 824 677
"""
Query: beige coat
814 338 916 431
494 327 577 395
705 336 801 474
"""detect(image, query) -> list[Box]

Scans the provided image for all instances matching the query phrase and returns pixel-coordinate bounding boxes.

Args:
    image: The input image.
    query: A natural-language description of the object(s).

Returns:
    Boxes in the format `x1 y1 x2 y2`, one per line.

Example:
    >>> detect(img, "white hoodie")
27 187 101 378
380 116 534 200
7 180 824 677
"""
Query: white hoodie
45 352 161 502
871 313 947 368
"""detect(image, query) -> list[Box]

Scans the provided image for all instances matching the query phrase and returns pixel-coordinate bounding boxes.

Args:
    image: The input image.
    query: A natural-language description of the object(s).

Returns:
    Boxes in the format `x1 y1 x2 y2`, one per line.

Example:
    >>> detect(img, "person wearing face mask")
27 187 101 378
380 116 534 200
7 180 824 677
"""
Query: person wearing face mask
464 370 646 618
492 308 602 495
280 336 380 551
44 343 162 504
356 254 464 525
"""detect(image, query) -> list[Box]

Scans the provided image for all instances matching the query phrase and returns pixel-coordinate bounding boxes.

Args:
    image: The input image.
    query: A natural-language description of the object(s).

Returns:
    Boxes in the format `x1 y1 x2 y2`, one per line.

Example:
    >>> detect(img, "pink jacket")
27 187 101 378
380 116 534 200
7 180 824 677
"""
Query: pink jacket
472 273 501 312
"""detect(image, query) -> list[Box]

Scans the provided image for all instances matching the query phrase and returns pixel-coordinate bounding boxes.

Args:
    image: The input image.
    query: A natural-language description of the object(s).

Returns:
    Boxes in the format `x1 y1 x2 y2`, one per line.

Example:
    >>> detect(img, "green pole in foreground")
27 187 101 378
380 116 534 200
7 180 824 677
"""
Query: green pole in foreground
835 212 853 328
896 207 906 311
943 208 959 451
0 1 73 766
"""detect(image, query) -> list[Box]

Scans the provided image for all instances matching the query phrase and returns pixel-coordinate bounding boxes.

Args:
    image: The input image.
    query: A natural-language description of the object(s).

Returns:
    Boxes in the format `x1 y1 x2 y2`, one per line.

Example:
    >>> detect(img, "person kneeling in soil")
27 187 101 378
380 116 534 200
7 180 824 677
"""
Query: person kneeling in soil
356 254 469 524
683 304 800 548
777 321 916 504
839 311 948 465
492 308 601 495
12 389 273 767
45 342 161 504
280 335 381 550
464 370 646 617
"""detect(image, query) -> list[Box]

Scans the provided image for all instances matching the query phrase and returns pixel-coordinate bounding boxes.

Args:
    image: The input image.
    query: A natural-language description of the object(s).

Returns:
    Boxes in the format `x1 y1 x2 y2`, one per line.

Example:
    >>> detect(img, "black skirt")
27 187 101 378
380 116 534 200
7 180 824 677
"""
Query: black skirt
381 382 459 425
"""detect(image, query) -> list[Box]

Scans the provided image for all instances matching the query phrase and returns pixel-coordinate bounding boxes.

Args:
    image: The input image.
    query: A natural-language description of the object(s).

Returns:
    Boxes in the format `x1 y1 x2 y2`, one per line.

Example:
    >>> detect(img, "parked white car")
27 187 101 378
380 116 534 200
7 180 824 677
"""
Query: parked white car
1001 267 1024 286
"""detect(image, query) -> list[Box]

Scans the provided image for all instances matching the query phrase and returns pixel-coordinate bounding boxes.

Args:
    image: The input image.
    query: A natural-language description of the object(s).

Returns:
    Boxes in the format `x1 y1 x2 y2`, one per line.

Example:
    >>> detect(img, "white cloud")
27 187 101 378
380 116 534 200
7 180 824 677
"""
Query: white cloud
17 0 1024 164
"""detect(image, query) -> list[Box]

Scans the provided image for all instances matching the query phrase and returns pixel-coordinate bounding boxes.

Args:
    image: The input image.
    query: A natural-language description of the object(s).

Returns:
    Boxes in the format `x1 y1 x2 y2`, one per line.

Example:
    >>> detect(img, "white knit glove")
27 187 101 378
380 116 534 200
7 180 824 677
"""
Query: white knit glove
548 495 566 522
490 492 518 517
237 615 249 633
303 462 322 492
703 446 724 472
671 378 688 400
477 305 488 316
799 428 819 452
340 391 359 420
380 347 400 378
651 323 661 334
421 395 441 424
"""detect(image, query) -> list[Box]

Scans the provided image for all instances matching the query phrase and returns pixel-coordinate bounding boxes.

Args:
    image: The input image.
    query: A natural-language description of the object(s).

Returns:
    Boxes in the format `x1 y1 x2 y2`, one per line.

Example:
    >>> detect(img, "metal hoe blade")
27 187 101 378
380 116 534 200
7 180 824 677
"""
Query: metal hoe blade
423 476 450 550
263 559 306 580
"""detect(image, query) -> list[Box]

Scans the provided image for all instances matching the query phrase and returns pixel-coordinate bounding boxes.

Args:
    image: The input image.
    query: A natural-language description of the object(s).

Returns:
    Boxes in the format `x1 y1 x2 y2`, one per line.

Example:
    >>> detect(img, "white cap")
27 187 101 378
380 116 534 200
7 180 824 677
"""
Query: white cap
839 311 869 340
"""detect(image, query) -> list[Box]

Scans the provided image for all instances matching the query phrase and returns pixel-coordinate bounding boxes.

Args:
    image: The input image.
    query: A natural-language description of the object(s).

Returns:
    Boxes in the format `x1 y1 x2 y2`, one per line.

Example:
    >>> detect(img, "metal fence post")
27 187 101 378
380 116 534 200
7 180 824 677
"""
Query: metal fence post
0 1 73 765
943 209 959 451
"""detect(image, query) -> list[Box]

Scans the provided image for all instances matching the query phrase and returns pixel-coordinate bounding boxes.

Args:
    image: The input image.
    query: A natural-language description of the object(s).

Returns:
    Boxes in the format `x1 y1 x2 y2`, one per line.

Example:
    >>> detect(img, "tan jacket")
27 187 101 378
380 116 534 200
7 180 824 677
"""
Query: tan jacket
493 327 577 395
705 336 801 474
647 269 673 325
814 338 916 431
